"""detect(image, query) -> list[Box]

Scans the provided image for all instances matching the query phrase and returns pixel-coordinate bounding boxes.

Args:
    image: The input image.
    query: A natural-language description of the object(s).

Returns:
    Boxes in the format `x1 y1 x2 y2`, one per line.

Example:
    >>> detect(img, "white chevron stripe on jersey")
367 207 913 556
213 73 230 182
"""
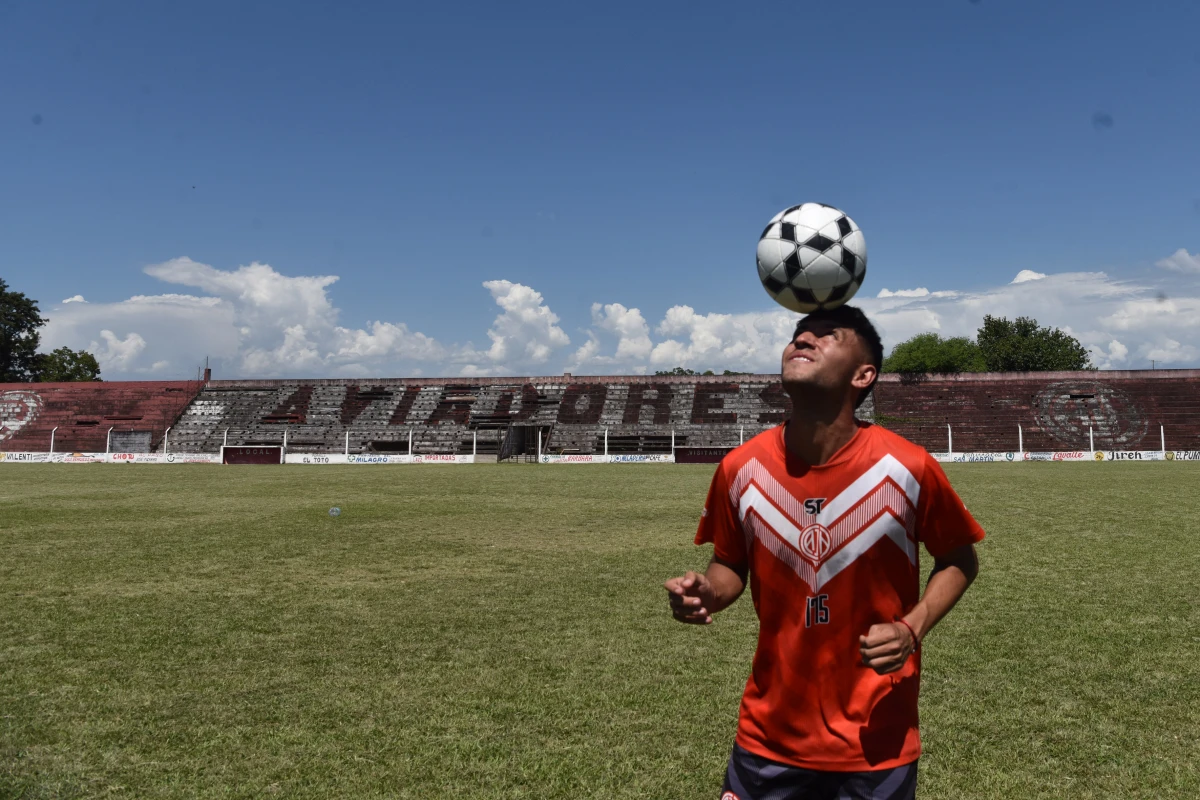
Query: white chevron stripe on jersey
728 458 810 527
814 513 913 590
818 454 920 525
733 454 921 592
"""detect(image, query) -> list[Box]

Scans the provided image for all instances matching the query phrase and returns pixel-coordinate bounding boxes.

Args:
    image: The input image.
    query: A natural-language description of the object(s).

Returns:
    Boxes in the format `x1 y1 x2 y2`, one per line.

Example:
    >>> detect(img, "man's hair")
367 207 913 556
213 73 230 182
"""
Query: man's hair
792 305 883 409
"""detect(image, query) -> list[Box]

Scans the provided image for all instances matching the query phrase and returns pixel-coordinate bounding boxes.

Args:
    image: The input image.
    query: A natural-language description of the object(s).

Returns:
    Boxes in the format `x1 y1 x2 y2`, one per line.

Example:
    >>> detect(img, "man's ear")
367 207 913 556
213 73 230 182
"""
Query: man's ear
852 362 877 392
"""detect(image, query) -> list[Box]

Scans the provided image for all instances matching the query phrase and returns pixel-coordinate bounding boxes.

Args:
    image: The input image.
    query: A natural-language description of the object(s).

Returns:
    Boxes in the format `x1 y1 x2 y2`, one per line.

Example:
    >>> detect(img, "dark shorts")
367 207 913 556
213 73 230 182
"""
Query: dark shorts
722 743 918 800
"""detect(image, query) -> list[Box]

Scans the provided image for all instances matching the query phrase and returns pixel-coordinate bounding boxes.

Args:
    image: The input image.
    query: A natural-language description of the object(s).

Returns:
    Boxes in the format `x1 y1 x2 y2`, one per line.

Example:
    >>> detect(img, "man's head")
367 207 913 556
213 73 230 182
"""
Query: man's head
781 305 883 409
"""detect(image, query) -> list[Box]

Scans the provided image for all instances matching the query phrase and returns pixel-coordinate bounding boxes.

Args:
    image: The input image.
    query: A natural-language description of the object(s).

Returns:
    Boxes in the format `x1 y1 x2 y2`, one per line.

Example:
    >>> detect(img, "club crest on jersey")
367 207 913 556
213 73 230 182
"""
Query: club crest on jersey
729 455 920 592
799 523 832 562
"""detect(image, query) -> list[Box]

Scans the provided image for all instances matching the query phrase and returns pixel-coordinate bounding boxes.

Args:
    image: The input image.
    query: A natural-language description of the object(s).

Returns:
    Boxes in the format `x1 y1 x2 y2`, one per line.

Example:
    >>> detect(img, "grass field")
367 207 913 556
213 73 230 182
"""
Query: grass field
2 463 1198 799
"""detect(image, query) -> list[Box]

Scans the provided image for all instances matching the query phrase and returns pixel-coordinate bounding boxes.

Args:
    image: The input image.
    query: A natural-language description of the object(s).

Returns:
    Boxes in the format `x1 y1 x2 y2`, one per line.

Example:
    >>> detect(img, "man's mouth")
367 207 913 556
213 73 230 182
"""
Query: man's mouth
790 353 815 363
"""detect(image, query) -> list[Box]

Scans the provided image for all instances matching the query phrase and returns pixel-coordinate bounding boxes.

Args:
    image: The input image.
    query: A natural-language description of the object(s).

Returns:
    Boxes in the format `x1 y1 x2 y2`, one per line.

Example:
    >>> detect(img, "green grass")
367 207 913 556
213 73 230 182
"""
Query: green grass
1 464 1198 799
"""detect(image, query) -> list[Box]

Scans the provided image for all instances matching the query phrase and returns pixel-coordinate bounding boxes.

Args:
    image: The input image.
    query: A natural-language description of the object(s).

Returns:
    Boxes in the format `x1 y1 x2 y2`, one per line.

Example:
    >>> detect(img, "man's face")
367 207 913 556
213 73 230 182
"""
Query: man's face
781 318 874 399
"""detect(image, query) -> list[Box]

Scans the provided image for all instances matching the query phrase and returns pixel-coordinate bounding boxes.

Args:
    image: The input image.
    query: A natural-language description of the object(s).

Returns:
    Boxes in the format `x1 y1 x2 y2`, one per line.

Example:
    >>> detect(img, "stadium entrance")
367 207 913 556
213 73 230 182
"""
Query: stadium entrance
500 425 551 463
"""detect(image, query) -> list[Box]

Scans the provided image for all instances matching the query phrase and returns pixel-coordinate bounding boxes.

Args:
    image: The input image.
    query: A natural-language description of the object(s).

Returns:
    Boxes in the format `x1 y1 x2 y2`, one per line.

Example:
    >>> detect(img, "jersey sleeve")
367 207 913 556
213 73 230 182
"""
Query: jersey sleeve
917 454 986 558
693 460 747 567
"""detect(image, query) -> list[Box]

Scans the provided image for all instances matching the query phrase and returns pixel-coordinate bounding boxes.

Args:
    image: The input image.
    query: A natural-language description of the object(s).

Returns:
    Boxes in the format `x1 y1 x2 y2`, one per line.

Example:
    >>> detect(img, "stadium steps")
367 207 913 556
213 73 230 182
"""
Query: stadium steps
121 370 1200 459
0 381 203 453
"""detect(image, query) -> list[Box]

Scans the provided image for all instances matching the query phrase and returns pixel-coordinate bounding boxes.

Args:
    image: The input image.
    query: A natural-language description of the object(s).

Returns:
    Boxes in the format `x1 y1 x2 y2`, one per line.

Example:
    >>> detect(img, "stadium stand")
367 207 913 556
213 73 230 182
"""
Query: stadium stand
4 370 1198 458
872 370 1200 452
0 381 203 452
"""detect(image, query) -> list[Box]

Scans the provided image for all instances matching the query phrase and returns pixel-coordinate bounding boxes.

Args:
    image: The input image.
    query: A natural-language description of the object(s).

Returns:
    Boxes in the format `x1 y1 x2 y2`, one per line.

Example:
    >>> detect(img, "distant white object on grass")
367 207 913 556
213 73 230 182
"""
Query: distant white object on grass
329 507 341 517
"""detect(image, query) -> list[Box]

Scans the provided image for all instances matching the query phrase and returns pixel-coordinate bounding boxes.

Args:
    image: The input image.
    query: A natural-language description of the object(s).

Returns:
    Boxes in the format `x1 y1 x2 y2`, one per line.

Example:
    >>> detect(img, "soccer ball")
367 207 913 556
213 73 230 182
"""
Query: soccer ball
756 203 867 313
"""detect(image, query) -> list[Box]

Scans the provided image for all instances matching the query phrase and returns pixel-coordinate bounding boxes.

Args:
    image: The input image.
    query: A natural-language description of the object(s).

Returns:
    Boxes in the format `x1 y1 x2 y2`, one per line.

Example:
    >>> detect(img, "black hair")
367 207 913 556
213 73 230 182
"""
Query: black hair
792 305 883 409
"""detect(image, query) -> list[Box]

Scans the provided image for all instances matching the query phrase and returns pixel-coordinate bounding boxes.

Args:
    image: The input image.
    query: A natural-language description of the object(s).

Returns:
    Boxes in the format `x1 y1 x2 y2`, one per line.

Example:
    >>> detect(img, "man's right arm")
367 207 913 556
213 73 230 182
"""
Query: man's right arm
665 557 747 625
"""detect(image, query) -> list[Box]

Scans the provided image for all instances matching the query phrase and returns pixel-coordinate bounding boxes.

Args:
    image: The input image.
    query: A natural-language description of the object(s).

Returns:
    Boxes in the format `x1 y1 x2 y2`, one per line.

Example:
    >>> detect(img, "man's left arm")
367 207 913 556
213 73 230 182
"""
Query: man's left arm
859 543 979 675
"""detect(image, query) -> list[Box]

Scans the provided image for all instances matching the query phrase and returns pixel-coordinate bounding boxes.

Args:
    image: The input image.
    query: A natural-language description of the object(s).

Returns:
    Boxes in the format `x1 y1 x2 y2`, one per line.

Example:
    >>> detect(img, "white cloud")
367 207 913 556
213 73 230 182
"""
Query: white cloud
38 248 1200 379
1156 248 1200 273
568 303 653 372
857 268 1200 369
62 295 87 304
42 259 572 379
89 330 147 372
649 305 795 372
452 280 571 376
877 287 930 298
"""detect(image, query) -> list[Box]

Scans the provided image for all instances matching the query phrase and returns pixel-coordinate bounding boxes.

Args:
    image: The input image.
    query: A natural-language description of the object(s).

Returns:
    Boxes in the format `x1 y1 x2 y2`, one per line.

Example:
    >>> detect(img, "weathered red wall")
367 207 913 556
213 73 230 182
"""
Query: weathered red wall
0 381 203 452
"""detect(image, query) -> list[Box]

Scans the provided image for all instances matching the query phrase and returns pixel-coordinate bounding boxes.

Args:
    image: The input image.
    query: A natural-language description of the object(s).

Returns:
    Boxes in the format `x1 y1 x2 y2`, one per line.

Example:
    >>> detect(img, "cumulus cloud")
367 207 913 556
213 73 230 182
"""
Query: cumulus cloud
62 295 87 303
568 303 653 372
38 248 1200 379
42 259 572 379
1156 248 1200 273
857 268 1200 369
89 330 148 372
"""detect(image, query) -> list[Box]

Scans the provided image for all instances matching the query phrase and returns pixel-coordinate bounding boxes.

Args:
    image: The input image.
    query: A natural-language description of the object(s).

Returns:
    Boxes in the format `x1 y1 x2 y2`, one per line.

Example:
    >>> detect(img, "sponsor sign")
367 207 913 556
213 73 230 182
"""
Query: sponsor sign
165 453 221 464
288 454 352 464
540 454 675 464
1023 452 1055 461
286 453 476 464
608 454 674 463
61 452 105 463
0 452 51 463
1169 451 1200 461
951 452 1013 463
1107 450 1165 461
107 452 169 464
1051 452 1089 462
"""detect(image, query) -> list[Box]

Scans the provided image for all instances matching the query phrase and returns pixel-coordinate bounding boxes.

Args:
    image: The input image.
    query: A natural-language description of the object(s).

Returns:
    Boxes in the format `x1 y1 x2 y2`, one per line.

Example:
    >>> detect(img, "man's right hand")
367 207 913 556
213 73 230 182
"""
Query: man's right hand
665 570 718 624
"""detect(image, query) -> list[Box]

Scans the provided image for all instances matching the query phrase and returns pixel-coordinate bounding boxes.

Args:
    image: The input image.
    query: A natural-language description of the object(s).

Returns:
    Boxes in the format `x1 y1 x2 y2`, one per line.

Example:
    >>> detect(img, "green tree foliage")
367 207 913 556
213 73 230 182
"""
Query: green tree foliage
976 315 1093 372
1 280 103 382
0 278 46 382
882 333 986 374
37 347 102 382
654 367 717 376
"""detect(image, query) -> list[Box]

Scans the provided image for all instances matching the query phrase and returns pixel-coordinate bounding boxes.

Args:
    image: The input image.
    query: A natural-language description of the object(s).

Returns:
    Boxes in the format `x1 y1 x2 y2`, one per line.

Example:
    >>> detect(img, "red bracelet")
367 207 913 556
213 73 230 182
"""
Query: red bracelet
894 616 920 651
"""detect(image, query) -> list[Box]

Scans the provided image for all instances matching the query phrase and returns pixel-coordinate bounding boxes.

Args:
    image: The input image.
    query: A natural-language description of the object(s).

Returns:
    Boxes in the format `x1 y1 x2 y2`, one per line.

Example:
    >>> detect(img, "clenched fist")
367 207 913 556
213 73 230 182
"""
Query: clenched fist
859 621 918 674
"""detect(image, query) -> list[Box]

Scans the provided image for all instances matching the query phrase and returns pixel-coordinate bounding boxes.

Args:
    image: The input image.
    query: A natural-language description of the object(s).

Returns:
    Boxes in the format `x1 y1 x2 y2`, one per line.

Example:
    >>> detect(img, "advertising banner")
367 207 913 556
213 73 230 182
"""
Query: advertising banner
164 453 221 464
1102 450 1165 461
0 452 52 463
285 453 476 464
1167 451 1200 461
950 452 1018 463
288 454 352 464
540 454 675 464
107 453 167 464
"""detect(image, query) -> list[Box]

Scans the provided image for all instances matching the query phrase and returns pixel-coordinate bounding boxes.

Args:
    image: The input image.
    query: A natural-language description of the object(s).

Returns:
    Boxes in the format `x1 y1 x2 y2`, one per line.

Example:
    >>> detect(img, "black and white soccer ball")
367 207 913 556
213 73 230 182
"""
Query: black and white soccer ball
756 203 867 313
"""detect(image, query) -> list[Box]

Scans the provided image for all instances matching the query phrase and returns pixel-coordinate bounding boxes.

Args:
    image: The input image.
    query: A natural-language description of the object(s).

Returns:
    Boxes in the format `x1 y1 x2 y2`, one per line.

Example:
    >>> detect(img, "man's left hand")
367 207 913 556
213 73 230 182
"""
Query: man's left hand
858 622 916 675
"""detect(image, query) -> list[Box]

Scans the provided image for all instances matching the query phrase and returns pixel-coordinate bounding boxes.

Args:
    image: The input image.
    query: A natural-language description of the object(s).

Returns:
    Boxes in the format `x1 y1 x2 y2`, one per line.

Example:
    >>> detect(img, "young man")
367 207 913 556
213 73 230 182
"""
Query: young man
665 306 983 800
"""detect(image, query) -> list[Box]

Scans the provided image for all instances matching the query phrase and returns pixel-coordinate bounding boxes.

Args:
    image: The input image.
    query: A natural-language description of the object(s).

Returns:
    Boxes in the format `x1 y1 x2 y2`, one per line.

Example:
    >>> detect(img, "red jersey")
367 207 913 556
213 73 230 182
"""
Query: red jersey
695 422 984 771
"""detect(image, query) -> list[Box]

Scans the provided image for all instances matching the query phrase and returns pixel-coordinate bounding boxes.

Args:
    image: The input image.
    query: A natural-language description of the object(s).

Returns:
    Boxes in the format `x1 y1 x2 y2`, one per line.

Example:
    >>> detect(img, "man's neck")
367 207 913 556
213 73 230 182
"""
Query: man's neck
783 392 861 466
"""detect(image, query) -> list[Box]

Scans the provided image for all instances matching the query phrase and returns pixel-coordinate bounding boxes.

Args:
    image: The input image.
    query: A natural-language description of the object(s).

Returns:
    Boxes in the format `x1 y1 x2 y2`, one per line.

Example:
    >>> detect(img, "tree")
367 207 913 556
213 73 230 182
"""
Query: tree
882 333 986 374
37 347 102 382
976 315 1093 372
0 278 45 382
654 367 718 376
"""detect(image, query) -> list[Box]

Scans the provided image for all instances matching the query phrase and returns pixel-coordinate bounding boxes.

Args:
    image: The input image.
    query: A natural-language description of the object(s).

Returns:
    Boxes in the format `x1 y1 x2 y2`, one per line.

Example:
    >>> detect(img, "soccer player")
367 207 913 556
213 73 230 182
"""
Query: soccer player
665 306 983 800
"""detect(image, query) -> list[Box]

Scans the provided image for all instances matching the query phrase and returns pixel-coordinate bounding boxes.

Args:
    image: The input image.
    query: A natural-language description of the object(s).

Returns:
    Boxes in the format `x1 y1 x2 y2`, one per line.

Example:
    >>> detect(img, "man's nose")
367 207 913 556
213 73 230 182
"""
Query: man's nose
793 331 817 347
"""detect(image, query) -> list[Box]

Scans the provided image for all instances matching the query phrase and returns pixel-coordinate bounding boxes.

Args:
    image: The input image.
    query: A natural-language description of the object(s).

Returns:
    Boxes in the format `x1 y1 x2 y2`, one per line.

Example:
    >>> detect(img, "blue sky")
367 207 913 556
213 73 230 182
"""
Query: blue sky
3 0 1199 378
